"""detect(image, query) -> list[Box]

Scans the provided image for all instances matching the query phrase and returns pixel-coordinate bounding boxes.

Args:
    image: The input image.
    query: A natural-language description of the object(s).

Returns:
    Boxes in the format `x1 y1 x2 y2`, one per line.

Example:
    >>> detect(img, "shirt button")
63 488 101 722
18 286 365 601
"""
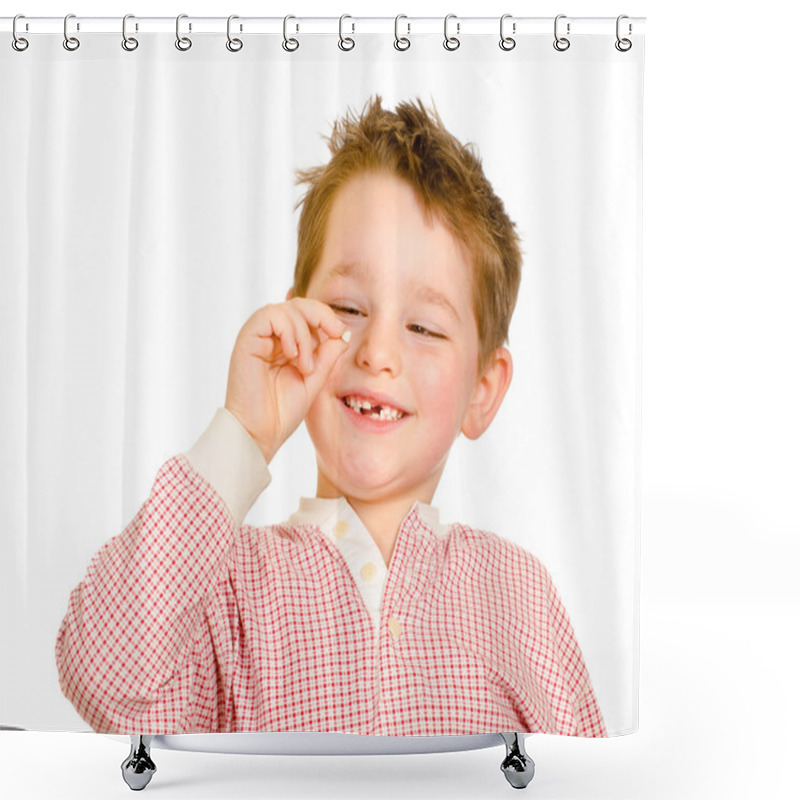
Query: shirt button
333 520 349 539
388 617 403 639
360 562 377 581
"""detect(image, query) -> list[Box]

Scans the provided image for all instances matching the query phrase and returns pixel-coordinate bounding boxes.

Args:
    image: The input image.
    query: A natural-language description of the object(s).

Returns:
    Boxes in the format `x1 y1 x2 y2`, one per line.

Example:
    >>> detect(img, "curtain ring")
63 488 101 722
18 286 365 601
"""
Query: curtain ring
226 15 243 52
12 15 29 52
122 14 139 51
499 14 516 51
443 14 460 51
394 15 410 51
283 15 299 51
175 14 192 51
63 13 80 51
338 14 355 51
553 14 570 52
615 15 632 52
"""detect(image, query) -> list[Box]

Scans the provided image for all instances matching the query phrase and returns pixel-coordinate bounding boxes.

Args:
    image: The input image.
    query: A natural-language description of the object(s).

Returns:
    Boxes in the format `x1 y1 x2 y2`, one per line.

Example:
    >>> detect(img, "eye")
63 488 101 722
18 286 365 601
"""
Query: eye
408 323 446 339
329 303 363 317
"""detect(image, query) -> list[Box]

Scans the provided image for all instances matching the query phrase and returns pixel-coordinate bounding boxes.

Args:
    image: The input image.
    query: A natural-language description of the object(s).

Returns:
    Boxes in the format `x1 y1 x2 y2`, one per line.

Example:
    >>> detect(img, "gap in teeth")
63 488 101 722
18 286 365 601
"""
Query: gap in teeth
345 396 402 421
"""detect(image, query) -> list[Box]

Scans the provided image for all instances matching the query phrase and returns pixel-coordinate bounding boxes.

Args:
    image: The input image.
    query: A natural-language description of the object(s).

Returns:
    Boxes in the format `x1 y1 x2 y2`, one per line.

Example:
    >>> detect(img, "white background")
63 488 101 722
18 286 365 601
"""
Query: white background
2 1 799 799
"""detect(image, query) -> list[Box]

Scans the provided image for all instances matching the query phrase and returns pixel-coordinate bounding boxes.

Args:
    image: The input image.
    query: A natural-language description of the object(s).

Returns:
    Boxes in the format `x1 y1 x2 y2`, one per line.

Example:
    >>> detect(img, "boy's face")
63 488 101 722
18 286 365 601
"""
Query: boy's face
303 171 490 503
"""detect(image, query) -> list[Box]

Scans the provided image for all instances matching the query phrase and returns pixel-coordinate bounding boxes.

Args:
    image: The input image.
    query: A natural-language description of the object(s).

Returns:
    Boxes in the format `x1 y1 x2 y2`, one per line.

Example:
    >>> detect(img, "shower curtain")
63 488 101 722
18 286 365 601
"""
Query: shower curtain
0 16 643 737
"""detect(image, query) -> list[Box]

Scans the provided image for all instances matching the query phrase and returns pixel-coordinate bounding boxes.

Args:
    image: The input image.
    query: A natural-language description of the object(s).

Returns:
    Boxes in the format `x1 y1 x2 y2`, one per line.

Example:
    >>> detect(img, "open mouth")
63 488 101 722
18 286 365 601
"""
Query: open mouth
341 395 408 422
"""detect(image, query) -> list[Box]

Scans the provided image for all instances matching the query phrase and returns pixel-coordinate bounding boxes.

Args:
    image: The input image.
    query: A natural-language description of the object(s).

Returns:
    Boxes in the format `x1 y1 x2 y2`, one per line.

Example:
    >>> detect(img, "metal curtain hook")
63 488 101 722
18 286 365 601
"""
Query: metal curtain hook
499 13 516 51
615 14 632 51
394 14 410 51
553 14 570 52
12 14 29 51
283 15 299 51
443 14 460 51
122 14 139 51
338 14 355 51
63 13 80 51
227 15 243 51
175 13 192 50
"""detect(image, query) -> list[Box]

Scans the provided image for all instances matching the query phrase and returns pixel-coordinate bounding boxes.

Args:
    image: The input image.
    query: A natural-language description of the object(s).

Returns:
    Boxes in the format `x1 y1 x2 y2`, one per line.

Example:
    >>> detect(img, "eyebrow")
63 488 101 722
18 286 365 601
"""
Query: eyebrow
327 262 461 322
412 283 461 322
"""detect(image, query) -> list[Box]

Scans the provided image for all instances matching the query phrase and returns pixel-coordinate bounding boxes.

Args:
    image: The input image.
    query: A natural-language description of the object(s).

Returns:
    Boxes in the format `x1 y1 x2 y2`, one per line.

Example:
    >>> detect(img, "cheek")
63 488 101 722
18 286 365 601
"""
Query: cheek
414 358 465 424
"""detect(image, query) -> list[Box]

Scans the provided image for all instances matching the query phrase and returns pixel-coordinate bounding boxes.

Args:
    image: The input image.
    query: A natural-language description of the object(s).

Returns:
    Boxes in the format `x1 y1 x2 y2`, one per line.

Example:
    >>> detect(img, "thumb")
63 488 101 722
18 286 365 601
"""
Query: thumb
304 334 351 401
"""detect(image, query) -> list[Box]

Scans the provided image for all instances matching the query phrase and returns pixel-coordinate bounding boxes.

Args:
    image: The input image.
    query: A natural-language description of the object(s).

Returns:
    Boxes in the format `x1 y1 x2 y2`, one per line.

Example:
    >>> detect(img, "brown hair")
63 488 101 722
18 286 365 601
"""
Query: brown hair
293 95 522 374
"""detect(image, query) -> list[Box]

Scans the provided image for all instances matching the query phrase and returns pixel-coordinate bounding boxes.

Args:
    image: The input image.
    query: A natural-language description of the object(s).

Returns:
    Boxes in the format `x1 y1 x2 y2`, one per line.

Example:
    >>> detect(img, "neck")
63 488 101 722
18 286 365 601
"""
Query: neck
315 472 441 567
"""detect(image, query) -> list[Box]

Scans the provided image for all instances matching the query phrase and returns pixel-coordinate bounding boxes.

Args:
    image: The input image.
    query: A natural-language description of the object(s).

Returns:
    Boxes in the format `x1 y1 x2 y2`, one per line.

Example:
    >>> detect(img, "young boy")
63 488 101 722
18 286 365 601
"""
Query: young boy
56 97 606 738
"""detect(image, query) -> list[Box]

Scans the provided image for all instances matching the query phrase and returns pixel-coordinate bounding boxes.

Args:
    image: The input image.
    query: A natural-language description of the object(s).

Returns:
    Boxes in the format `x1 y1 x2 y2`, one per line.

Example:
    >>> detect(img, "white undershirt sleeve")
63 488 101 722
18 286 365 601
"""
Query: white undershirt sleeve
184 407 271 527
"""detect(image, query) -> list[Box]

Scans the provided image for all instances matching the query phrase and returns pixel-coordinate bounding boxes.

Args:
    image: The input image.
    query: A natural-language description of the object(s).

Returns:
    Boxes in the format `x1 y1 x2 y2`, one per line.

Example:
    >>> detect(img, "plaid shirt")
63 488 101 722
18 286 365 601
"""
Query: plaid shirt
56 454 606 737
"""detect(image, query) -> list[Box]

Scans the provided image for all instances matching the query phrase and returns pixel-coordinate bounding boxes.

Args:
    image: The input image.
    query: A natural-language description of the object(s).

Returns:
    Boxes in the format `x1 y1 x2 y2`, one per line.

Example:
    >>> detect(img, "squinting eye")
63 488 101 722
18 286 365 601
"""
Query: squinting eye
409 324 446 339
329 304 362 316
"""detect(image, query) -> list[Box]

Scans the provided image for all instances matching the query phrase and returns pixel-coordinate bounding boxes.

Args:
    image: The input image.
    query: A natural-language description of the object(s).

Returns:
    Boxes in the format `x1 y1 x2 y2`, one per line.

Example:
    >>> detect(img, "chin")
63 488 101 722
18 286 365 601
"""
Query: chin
329 465 400 498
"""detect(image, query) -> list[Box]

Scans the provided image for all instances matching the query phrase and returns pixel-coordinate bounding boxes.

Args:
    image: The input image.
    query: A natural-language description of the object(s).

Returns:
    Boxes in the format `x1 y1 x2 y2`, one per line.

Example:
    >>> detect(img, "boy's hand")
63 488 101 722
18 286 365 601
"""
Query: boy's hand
225 298 350 465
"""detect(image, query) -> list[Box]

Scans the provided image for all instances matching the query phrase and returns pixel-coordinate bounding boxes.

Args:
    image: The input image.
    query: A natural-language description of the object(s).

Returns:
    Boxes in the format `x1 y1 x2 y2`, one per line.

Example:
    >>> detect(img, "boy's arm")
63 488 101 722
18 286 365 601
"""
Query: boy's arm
55 409 269 733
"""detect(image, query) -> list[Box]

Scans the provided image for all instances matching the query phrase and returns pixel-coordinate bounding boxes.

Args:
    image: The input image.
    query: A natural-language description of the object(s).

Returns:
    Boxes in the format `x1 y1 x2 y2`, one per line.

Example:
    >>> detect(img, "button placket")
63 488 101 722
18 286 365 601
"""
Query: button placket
387 616 403 640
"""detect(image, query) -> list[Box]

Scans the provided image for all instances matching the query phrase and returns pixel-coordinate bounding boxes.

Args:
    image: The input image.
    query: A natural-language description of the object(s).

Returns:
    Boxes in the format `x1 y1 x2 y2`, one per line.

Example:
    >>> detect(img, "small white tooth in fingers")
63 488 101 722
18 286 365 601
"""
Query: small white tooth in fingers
341 330 351 343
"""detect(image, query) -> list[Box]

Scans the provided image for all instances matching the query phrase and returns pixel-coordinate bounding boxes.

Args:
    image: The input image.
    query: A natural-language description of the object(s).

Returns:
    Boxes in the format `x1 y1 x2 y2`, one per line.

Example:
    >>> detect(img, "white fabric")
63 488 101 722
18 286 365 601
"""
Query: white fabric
186 408 272 527
0 28 643 734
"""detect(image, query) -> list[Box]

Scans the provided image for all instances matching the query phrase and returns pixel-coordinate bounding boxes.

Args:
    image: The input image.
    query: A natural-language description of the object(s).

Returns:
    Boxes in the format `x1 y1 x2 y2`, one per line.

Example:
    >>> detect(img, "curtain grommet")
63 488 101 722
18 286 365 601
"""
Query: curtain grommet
282 15 299 52
615 15 632 52
338 14 355 51
175 14 192 51
553 14 570 52
121 14 139 52
443 14 460 51
394 15 411 51
226 15 243 52
12 15 29 51
499 14 516 51
63 13 80 51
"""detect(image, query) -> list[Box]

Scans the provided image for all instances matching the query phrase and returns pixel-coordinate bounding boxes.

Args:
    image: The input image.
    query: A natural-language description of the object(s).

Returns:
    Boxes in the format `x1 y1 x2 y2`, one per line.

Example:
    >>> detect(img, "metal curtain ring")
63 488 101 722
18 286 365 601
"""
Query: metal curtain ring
338 14 355 51
394 15 410 51
63 13 80 51
227 15 243 52
175 14 192 50
122 14 139 51
12 14 29 51
615 14 632 51
553 14 570 52
499 14 516 51
283 15 299 51
443 14 460 51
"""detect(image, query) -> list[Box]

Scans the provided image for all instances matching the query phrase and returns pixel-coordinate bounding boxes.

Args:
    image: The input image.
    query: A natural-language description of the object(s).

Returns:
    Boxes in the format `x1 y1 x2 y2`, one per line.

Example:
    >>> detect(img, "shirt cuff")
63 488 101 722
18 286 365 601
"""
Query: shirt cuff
184 408 271 526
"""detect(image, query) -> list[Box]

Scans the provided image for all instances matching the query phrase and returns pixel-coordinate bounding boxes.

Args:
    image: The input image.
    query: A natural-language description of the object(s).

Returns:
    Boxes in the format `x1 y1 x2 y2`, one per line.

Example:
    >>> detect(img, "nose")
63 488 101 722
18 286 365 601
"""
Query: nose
354 315 402 377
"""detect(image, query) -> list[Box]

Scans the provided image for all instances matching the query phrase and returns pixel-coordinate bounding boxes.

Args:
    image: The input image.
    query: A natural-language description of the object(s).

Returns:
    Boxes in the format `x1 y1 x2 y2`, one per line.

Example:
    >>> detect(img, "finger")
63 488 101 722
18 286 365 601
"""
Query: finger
302 335 351 400
257 305 300 362
283 304 317 375
289 297 349 341
242 331 278 363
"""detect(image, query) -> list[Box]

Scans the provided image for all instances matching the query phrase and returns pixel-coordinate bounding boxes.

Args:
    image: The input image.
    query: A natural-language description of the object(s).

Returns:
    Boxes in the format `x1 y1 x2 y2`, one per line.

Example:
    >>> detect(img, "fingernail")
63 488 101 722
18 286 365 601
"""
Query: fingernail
341 330 351 343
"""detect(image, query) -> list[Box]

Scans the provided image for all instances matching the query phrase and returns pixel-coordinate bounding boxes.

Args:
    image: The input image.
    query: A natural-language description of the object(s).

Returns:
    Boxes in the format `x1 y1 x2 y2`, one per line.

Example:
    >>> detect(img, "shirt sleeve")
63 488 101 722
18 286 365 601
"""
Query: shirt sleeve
544 572 608 737
55 413 270 734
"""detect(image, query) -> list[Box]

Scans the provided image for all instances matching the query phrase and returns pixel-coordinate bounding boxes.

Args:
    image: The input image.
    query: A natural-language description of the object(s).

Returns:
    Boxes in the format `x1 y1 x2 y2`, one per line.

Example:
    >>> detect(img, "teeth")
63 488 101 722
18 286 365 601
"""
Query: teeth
344 396 403 421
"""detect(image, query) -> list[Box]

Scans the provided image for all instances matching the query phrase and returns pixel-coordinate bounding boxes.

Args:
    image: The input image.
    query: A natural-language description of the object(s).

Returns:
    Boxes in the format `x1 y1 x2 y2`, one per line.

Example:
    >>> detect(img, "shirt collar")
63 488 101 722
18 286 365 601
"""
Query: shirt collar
287 496 449 540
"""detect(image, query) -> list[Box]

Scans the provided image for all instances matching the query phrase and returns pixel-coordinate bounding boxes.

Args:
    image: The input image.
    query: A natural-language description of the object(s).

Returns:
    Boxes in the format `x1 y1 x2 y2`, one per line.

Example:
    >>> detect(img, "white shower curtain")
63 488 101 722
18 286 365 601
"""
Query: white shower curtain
0 16 643 735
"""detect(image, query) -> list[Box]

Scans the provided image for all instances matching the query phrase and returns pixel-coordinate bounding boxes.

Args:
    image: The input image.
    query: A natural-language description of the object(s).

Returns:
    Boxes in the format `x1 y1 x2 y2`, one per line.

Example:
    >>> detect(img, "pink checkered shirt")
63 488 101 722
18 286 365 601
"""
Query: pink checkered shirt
56 455 606 737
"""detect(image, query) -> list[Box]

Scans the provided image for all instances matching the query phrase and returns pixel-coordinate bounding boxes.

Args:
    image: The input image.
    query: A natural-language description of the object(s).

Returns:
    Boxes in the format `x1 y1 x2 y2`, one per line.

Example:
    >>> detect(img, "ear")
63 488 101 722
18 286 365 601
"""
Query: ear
286 287 295 301
461 347 513 440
